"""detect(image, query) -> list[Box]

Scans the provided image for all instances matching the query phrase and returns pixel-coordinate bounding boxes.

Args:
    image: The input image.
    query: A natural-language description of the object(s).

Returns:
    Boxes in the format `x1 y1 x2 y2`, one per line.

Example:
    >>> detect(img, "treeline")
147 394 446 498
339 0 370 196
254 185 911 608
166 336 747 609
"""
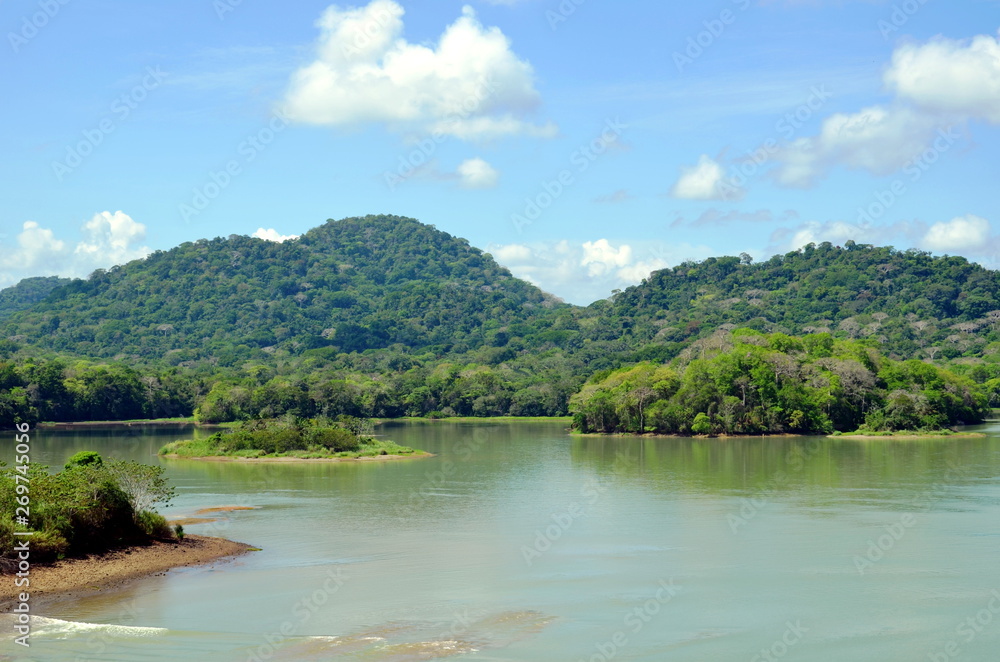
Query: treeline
194 360 578 422
0 360 202 427
571 330 989 436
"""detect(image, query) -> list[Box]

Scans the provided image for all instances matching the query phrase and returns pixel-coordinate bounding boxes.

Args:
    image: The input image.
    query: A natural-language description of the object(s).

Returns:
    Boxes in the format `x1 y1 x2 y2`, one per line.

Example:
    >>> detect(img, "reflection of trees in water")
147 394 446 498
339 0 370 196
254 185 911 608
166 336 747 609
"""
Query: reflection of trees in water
569 435 1000 502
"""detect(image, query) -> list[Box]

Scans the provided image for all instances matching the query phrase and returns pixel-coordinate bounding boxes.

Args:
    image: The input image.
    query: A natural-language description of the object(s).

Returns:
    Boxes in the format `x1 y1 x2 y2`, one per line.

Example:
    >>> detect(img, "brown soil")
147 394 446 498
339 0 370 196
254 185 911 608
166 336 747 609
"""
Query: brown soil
0 535 254 611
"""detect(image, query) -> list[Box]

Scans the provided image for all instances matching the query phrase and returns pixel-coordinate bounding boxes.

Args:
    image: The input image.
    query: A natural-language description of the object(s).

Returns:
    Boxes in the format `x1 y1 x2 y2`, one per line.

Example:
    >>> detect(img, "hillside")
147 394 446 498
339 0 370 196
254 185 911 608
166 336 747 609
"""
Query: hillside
0 276 73 321
1 215 564 364
4 225 1000 427
598 241 1000 364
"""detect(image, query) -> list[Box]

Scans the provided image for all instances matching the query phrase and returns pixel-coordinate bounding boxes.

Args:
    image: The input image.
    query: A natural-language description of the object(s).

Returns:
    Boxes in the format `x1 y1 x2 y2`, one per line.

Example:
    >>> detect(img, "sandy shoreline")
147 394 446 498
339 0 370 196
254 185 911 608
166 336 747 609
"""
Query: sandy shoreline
160 452 433 462
0 535 253 611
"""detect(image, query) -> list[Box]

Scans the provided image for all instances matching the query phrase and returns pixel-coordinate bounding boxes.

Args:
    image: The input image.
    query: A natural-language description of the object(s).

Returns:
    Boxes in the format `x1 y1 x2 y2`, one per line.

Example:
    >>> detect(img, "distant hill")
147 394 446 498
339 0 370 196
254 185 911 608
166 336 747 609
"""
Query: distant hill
0 276 74 322
1 215 564 364
599 241 1000 362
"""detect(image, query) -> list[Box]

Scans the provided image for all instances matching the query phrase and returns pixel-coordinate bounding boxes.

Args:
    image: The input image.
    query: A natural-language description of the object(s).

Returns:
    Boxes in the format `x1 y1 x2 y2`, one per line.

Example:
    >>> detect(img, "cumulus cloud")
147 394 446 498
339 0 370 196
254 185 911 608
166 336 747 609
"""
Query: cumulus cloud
456 157 500 189
670 155 742 201
581 239 632 277
488 239 709 304
283 1 555 140
0 212 150 287
922 215 991 252
253 228 300 243
886 30 1000 123
773 105 938 187
697 30 1000 189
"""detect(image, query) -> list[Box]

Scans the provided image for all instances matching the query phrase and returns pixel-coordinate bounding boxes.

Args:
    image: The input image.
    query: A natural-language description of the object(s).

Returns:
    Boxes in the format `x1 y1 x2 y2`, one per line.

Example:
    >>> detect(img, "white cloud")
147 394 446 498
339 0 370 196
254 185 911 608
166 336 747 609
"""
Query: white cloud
670 155 741 201
2 222 66 271
886 30 1000 123
489 239 705 304
456 157 500 189
773 105 938 187
253 228 300 243
75 211 149 265
0 212 150 287
922 215 991 252
581 239 632 277
283 1 554 140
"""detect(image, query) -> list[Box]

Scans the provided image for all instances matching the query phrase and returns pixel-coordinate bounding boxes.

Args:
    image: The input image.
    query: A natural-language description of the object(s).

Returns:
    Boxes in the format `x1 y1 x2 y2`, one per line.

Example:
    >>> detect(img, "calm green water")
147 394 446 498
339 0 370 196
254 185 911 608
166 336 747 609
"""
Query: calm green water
2 421 1000 661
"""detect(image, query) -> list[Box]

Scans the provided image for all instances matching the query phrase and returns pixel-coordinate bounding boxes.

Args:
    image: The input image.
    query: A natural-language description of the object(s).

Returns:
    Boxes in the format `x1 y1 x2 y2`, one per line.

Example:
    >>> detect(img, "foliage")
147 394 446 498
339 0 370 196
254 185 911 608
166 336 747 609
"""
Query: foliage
0 276 71 322
161 417 423 459
570 331 988 436
4 222 1000 427
136 510 172 539
0 455 178 563
65 450 103 469
102 459 175 514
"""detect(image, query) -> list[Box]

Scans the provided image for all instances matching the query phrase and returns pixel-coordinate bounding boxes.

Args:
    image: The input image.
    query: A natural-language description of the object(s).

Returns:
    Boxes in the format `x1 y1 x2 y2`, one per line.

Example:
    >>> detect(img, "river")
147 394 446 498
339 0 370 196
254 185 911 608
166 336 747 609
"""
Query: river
2 420 999 661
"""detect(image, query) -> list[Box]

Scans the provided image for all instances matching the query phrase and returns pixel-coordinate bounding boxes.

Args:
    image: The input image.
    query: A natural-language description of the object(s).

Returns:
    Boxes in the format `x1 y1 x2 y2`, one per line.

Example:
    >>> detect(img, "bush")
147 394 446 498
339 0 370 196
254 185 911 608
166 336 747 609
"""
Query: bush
136 510 172 539
173 524 185 540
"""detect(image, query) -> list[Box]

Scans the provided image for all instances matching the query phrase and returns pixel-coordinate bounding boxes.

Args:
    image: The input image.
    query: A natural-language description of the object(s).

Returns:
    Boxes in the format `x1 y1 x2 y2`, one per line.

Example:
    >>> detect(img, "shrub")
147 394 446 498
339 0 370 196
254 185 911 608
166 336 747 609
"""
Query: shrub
173 524 185 540
65 451 103 470
136 510 172 539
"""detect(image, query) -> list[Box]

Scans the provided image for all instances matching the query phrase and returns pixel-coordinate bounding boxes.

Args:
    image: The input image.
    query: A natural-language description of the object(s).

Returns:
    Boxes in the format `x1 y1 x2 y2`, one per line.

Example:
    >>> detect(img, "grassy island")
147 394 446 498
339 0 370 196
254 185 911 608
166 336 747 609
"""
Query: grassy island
159 417 427 460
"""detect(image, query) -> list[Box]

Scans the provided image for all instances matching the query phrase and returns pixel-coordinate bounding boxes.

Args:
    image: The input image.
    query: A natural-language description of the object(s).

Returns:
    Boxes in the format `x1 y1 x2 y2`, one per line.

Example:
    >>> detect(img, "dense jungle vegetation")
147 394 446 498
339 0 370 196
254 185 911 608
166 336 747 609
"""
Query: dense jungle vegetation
2 216 1000 430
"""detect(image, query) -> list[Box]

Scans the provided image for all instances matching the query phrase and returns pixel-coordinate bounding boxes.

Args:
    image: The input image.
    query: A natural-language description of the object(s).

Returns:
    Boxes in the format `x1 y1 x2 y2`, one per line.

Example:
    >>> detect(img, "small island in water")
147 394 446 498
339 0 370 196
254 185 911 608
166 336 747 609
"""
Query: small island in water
159 417 429 461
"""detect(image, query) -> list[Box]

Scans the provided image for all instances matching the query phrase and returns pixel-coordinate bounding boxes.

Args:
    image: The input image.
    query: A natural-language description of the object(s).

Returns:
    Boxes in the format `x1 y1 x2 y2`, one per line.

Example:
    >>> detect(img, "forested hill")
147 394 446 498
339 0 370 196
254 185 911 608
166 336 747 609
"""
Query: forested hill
1 215 563 363
0 276 73 321
599 241 1000 362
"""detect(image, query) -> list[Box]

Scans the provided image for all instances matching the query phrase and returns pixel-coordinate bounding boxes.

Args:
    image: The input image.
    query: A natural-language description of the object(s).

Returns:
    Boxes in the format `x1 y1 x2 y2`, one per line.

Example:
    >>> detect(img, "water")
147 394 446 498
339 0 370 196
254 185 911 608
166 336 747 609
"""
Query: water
2 421 1000 661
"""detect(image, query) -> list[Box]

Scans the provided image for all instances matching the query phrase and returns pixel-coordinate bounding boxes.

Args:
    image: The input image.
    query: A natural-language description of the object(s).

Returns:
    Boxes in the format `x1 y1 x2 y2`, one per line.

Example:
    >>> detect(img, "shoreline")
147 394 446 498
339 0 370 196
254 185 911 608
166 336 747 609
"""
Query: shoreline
37 419 215 429
0 535 253 611
160 451 434 463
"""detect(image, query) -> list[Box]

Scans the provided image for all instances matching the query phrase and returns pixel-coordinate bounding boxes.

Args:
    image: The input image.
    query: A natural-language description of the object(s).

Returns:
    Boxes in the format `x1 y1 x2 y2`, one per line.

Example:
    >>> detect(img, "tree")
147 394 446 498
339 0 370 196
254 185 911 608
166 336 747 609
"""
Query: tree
65 451 103 470
103 459 175 515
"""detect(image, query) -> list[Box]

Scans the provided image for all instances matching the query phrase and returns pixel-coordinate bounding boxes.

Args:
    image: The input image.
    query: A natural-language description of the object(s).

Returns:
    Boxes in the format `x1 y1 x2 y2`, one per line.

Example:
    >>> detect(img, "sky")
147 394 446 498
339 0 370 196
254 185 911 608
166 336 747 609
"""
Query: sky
2 0 999 305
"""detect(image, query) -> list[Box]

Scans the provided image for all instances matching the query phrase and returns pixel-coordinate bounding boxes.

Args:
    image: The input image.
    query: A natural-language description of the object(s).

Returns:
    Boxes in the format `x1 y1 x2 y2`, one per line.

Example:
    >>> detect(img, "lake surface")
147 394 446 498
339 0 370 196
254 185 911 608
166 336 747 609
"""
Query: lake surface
2 421 1000 661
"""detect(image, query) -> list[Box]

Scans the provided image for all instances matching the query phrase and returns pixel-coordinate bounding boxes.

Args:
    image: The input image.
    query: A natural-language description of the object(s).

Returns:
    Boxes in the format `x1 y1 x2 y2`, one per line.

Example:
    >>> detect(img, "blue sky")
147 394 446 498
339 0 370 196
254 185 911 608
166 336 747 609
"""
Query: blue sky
2 0 999 304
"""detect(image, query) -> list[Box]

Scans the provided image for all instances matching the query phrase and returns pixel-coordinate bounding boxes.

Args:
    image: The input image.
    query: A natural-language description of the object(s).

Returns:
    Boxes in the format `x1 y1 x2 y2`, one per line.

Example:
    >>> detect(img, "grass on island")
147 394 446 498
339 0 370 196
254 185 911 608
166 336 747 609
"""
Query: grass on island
831 429 986 438
159 417 425 460
378 416 573 424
